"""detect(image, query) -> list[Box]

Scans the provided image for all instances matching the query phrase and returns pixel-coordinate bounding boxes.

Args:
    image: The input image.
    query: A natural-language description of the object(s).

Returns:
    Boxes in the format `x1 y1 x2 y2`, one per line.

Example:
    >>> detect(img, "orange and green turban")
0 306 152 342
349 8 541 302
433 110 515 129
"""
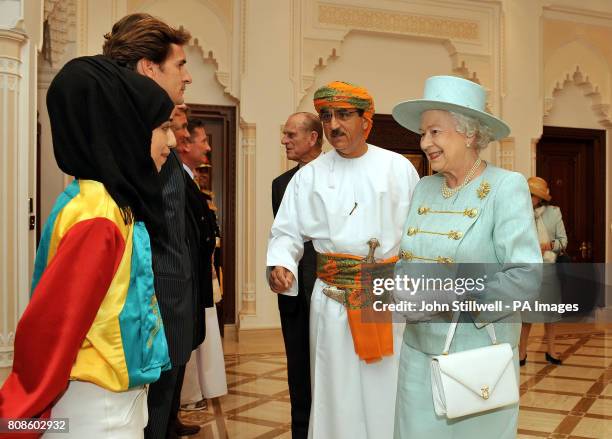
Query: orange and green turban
313 81 375 139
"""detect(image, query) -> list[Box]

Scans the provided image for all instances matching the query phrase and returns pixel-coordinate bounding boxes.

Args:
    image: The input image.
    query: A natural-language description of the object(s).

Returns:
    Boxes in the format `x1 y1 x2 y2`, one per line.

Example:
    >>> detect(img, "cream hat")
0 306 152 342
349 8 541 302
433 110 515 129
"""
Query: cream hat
527 176 552 202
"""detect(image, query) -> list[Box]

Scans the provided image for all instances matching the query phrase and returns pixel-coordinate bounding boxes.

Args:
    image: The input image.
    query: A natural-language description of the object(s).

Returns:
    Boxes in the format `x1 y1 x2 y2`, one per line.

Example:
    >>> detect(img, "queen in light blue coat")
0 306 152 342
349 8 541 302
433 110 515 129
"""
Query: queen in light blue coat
391 76 542 438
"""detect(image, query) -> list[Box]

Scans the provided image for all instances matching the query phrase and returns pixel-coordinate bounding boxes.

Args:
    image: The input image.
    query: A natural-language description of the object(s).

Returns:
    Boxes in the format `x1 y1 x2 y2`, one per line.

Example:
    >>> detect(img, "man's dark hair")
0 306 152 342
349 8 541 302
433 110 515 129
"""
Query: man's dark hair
187 118 206 142
103 13 191 70
295 112 323 148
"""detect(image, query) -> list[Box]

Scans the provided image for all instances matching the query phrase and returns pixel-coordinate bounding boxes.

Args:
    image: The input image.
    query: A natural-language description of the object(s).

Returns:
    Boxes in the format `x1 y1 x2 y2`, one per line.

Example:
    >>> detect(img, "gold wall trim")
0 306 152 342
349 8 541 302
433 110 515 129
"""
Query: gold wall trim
318 3 479 41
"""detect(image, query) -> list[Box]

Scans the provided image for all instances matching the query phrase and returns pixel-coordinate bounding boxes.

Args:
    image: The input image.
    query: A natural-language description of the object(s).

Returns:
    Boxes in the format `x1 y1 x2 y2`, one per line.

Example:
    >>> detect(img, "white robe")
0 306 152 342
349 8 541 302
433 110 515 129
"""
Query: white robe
267 145 419 439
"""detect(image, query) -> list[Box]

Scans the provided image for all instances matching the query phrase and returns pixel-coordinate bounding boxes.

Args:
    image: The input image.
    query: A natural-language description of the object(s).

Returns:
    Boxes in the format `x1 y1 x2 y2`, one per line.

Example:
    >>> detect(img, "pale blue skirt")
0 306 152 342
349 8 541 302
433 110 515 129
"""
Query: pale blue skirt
394 340 519 438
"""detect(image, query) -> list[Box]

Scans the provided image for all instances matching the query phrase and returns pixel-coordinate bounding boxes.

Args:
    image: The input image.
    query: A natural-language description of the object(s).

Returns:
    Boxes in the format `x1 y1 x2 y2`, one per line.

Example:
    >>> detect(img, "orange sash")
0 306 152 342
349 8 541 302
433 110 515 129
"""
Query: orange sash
316 253 397 364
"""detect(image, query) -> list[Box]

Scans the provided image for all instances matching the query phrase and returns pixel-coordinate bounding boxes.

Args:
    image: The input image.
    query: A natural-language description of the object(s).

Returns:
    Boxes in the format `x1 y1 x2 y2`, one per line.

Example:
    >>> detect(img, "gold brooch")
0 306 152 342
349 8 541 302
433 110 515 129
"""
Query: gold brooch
448 230 462 240
463 208 478 218
477 181 491 199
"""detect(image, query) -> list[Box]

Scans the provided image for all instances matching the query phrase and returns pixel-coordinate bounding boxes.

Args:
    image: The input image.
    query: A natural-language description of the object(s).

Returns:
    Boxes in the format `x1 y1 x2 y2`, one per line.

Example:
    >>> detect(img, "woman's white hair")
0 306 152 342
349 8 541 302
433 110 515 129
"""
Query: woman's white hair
449 111 494 150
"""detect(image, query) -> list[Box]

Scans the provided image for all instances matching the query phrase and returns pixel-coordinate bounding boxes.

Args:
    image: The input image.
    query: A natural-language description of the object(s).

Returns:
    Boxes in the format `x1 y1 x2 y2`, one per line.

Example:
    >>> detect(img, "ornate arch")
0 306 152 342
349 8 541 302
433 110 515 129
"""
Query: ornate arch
544 66 612 128
297 33 487 110
294 1 500 111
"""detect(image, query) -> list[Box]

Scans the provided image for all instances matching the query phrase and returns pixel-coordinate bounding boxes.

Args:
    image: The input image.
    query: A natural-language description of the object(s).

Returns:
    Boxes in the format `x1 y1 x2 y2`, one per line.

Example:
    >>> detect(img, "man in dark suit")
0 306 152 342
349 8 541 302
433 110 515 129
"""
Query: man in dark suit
272 112 322 439
178 118 216 342
103 14 201 439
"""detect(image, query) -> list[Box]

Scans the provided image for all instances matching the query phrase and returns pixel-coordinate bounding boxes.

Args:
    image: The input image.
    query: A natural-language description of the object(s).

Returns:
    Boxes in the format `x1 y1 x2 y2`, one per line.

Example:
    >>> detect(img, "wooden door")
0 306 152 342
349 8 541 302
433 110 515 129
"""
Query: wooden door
188 104 237 327
536 126 606 262
368 114 431 177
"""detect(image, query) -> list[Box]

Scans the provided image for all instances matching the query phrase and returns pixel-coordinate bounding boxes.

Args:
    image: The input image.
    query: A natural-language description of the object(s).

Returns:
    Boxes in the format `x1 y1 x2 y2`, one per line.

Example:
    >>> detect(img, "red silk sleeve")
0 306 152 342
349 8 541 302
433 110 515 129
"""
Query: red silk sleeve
0 218 125 437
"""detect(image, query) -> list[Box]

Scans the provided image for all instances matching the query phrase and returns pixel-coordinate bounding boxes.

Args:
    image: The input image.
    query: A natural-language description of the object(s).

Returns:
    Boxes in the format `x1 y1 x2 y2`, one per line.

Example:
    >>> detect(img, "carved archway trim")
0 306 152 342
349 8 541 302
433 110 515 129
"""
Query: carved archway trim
298 32 487 109
544 66 612 128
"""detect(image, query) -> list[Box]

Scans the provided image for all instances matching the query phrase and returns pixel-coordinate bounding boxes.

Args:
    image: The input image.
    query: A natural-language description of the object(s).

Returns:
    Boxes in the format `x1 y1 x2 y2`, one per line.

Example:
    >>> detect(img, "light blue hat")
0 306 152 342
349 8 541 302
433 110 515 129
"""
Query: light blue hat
392 75 510 140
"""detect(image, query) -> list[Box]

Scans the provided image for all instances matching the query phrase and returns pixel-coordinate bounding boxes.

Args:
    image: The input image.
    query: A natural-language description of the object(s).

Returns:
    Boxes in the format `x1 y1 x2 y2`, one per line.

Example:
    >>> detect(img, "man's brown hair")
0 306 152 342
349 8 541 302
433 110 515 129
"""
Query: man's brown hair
103 13 191 70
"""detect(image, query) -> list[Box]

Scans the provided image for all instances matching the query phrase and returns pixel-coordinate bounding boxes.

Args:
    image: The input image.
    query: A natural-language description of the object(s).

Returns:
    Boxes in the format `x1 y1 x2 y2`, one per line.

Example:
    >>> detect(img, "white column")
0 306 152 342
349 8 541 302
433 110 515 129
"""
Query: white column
0 29 26 370
501 0 544 176
0 0 43 381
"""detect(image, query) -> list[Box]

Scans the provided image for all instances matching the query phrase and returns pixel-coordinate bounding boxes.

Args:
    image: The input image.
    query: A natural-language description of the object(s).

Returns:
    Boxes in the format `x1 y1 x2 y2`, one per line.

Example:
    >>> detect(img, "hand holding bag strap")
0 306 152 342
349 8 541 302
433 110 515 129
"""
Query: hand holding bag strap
442 311 497 355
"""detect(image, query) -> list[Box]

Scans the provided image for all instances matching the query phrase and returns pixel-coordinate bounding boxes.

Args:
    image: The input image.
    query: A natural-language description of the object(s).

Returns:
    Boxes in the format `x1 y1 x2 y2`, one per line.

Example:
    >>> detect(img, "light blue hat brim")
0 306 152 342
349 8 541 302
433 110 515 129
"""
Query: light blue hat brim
392 99 510 141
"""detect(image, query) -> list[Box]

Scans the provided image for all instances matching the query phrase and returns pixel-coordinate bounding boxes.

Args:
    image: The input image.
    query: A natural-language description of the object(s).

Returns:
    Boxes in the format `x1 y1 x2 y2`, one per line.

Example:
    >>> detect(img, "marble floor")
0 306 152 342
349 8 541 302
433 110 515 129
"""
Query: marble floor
179 324 612 439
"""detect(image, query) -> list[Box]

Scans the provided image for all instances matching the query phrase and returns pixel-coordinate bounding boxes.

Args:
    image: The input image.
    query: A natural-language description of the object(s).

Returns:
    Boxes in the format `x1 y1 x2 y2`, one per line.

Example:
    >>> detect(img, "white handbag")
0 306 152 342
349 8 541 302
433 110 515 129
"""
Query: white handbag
431 311 519 419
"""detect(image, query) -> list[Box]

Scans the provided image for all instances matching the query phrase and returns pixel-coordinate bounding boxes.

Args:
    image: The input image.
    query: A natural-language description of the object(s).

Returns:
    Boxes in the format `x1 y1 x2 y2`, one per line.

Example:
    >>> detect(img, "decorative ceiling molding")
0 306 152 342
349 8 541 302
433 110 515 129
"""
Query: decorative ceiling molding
297 35 488 110
543 4 612 27
294 1 500 112
544 65 612 127
318 3 479 41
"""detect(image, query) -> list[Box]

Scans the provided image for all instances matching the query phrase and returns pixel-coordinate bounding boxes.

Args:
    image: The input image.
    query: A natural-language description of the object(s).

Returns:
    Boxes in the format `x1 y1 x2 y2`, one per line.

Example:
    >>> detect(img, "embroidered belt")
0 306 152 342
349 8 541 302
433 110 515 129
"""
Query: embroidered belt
316 249 397 364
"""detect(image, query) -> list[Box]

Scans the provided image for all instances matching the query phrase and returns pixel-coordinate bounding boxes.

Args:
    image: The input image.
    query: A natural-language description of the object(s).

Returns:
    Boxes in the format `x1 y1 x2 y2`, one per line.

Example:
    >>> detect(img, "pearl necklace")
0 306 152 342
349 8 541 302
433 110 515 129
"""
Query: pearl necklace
441 158 482 198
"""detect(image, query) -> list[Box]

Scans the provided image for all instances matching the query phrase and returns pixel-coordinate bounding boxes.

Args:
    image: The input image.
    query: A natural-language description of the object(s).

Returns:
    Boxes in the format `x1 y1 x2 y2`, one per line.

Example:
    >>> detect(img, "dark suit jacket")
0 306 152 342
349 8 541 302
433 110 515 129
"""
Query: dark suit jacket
272 165 317 312
184 170 216 348
151 150 194 366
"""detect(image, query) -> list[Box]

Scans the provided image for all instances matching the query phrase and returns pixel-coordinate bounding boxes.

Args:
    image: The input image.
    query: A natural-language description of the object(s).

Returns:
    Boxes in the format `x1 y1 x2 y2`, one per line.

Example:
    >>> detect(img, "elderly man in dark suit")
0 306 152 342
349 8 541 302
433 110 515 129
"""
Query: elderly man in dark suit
271 112 322 439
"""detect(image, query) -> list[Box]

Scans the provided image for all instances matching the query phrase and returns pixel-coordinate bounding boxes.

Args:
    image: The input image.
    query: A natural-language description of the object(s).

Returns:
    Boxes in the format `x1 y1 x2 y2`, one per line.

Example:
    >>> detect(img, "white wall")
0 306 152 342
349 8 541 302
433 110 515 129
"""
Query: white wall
183 46 236 106
298 31 453 116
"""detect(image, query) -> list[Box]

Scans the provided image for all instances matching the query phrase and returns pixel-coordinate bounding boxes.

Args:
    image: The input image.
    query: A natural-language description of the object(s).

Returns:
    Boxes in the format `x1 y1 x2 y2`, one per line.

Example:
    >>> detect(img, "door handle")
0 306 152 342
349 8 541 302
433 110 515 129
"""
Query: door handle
579 241 588 259
587 242 592 259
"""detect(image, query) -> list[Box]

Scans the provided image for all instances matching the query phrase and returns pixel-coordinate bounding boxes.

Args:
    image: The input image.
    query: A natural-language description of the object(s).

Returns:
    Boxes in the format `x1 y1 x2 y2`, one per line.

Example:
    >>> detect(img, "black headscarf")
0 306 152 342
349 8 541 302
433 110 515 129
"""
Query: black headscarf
47 55 174 241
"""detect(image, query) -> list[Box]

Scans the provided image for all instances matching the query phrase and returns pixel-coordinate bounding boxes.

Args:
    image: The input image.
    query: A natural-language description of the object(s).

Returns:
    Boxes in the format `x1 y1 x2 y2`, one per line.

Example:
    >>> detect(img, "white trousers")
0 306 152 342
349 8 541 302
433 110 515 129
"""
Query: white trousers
181 304 228 404
309 279 403 439
44 380 147 438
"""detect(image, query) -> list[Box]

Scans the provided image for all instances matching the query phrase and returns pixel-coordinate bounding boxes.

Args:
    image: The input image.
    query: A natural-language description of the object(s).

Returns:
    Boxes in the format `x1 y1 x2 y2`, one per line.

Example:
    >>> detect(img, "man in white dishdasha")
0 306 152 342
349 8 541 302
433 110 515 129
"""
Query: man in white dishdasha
267 81 420 439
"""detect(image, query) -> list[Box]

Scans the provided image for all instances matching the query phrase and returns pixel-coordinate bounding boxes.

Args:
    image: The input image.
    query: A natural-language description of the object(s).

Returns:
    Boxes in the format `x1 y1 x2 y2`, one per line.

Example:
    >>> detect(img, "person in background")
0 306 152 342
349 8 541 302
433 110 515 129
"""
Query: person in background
271 111 322 439
519 176 568 366
177 119 228 412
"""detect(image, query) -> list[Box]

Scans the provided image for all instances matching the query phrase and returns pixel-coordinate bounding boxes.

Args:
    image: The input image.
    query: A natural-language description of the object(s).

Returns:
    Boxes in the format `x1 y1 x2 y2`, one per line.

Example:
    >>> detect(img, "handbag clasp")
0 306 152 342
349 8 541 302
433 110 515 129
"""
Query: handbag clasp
481 385 490 400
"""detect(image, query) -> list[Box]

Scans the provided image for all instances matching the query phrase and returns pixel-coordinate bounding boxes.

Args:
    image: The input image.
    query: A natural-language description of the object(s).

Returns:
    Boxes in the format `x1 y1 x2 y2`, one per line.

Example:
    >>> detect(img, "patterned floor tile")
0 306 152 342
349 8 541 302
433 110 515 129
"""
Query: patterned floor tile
232 377 290 396
219 393 260 412
532 377 595 394
563 354 612 368
229 360 288 375
225 419 274 438
238 400 292 423
179 327 612 438
520 391 582 411
547 366 605 380
571 416 610 438
574 346 611 357
585 398 612 417
519 409 566 432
